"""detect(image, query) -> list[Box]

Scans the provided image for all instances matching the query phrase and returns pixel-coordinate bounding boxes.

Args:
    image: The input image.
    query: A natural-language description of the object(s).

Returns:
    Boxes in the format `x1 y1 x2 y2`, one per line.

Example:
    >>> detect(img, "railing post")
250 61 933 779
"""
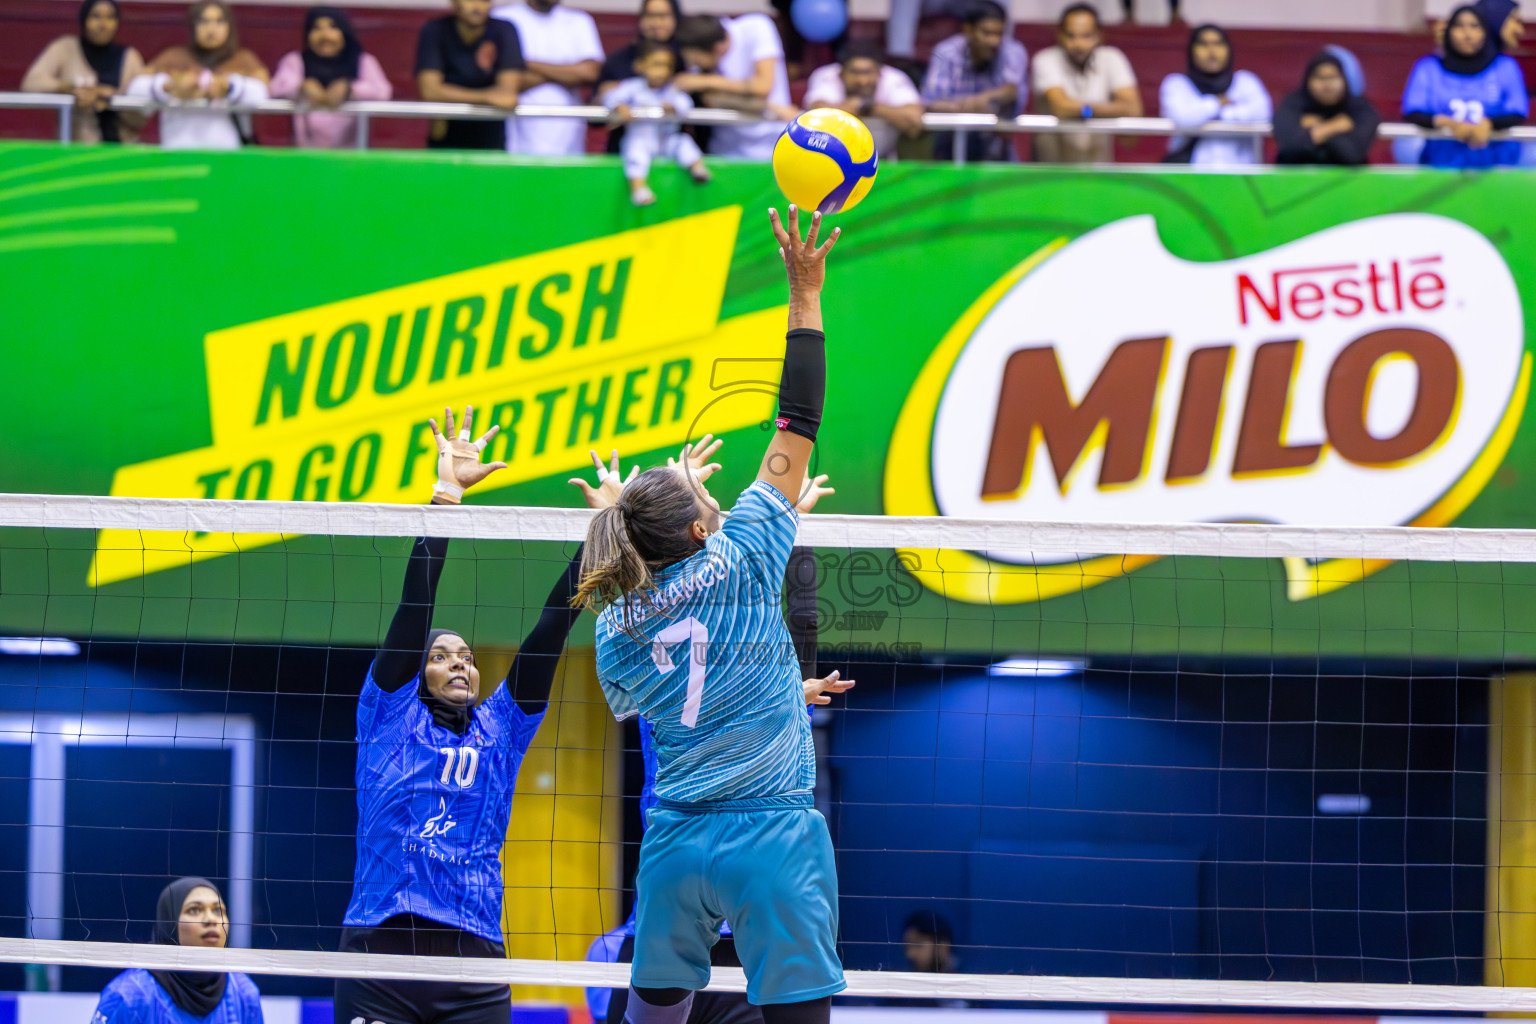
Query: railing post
57 103 72 144
356 112 370 150
953 127 967 166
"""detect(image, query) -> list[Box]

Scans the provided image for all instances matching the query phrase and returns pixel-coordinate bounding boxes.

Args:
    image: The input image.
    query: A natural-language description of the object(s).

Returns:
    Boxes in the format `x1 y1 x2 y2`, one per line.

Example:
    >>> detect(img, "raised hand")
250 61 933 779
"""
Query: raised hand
804 669 854 706
769 205 840 298
570 449 638 510
795 472 833 514
668 434 724 486
428 405 507 504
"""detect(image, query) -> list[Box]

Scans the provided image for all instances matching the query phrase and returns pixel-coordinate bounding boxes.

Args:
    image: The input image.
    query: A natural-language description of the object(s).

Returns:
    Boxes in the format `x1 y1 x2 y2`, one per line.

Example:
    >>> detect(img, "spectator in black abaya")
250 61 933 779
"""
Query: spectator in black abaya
1274 52 1380 165
22 0 147 143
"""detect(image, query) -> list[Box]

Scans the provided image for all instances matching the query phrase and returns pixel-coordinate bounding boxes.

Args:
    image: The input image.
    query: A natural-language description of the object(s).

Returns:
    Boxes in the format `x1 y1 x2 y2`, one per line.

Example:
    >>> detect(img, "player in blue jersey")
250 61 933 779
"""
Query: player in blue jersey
587 457 846 1024
92 877 263 1024
575 206 844 1024
1402 4 1528 167
334 407 614 1024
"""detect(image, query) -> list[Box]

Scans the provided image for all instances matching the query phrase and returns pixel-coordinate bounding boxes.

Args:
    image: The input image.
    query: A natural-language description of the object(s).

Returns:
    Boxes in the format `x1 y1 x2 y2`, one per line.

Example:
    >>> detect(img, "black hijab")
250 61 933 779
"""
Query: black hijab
1296 52 1351 118
1186 23 1234 96
1476 0 1519 50
1440 5 1500 76
301 6 362 86
148 877 228 1018
419 628 473 734
78 0 126 141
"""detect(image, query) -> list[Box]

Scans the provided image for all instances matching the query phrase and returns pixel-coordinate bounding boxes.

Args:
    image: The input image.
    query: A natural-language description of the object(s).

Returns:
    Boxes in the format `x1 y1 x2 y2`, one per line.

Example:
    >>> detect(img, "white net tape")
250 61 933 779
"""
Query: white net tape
1 938 1535 1011
6 491 1536 560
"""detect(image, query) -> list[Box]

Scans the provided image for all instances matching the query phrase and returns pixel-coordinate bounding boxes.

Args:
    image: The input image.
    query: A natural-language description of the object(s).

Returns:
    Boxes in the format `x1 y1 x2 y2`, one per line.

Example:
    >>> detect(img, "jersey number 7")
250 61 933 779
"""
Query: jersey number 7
651 616 710 729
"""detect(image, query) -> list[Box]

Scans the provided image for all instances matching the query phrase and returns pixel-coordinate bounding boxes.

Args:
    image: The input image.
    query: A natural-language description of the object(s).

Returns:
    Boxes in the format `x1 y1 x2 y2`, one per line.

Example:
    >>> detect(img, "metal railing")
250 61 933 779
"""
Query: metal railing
5 90 1534 165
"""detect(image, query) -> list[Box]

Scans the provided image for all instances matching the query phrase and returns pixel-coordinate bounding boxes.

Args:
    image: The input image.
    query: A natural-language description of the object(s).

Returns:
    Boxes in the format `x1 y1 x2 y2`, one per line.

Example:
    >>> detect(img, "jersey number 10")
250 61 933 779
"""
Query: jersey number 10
438 746 480 788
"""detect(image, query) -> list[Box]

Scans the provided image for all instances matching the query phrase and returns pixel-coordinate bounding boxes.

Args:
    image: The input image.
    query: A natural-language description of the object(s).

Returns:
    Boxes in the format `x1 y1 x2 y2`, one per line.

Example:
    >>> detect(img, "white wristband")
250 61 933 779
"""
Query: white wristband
432 480 464 504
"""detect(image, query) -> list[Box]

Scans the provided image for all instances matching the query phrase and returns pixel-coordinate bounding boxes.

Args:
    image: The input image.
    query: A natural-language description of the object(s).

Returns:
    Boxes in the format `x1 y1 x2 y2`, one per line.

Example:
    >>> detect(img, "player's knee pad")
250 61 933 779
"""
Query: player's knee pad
625 985 696 1024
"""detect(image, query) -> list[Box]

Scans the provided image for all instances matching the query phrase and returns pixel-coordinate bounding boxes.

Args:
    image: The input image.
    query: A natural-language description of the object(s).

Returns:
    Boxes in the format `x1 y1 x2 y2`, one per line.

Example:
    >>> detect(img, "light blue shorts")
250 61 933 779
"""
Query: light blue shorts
631 794 846 1005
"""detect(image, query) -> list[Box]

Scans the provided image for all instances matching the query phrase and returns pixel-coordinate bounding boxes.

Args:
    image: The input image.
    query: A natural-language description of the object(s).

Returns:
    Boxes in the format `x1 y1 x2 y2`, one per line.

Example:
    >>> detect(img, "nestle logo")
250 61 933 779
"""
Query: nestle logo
1237 257 1445 325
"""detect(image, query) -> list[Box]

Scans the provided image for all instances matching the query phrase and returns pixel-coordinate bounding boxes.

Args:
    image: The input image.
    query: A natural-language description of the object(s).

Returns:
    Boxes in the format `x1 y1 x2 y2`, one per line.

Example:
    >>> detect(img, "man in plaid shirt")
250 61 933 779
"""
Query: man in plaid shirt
922 0 1027 162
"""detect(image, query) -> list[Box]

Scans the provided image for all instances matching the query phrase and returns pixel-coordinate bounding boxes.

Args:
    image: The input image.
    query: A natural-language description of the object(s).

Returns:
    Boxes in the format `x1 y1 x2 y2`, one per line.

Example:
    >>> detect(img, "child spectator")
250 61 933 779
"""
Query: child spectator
605 39 710 206
1274 52 1380 165
673 13 797 160
597 0 680 155
492 0 604 155
922 0 1028 163
804 41 924 161
1402 4 1527 168
127 0 269 151
1032 2 1141 163
1158 23 1270 166
415 0 523 150
23 0 147 143
270 7 392 149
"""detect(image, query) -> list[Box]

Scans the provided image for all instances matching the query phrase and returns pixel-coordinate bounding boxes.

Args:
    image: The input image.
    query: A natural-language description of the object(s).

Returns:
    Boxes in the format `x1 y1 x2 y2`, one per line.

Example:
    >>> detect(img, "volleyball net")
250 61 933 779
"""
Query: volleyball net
2 490 1536 1010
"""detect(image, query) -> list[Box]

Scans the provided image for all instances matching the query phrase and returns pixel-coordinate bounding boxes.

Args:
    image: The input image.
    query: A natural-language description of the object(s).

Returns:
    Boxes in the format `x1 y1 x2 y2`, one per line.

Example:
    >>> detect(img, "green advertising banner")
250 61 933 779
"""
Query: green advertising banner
4 141 1536 660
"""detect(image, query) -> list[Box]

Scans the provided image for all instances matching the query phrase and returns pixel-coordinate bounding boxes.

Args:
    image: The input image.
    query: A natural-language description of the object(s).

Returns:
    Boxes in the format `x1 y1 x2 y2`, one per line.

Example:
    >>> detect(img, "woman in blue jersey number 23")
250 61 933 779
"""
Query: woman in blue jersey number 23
335 405 615 1024
576 206 847 1024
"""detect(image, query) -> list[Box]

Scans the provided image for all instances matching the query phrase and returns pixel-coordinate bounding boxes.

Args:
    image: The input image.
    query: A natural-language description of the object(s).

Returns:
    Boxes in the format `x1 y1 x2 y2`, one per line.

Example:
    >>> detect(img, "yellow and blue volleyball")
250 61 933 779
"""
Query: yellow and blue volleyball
771 108 878 215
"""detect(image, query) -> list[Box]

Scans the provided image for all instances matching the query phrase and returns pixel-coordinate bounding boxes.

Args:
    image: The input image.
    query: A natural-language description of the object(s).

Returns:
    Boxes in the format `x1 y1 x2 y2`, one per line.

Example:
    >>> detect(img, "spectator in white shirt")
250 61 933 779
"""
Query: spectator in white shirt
492 0 604 155
804 41 924 161
1159 23 1271 166
605 39 710 205
673 13 798 159
127 0 269 150
1032 3 1140 162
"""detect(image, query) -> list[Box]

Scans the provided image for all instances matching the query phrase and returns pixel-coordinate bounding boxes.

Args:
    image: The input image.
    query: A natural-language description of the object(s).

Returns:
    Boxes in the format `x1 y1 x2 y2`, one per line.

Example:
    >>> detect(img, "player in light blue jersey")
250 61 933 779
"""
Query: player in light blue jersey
335 408 620 1024
576 206 845 1024
588 460 846 1024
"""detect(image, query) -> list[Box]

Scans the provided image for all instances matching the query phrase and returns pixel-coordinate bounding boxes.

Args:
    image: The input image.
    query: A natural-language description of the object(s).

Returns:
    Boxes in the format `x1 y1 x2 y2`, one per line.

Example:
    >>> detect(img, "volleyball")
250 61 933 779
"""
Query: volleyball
771 108 879 215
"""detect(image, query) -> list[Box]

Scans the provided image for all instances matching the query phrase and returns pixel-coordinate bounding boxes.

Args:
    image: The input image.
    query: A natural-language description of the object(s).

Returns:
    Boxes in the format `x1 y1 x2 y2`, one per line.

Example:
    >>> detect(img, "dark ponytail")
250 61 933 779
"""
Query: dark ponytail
574 468 704 638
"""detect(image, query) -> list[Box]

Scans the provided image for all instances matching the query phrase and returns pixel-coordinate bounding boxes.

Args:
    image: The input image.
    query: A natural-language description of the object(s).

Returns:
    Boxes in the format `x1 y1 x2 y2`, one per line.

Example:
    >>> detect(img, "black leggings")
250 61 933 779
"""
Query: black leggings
334 914 510 1024
628 989 831 1024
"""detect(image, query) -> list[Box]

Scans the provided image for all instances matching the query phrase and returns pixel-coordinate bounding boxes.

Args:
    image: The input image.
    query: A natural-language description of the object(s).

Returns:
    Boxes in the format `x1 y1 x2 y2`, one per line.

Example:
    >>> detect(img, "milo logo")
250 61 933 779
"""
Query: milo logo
885 214 1530 604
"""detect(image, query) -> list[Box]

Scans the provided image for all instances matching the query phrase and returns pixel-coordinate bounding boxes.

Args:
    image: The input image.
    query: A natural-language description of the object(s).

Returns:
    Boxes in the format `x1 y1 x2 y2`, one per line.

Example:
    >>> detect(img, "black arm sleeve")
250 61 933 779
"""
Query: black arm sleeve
1402 110 1436 128
784 546 819 681
1491 113 1526 130
505 547 586 715
374 535 450 693
776 328 826 443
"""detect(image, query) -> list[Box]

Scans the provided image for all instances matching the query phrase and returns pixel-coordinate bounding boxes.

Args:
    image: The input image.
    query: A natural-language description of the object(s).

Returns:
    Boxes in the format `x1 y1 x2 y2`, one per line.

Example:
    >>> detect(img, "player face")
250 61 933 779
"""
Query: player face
1190 29 1229 76
963 17 1005 65
639 0 677 42
308 16 344 58
83 1 119 47
1307 63 1345 107
840 56 880 98
178 886 228 948
636 48 676 88
1057 10 1100 66
423 635 481 706
1448 10 1487 57
193 4 230 51
452 0 492 30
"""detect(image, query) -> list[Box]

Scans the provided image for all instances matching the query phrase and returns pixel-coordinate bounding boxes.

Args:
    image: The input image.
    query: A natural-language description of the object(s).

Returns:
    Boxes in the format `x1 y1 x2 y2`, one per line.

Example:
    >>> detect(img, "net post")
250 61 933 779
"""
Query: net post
26 718 65 992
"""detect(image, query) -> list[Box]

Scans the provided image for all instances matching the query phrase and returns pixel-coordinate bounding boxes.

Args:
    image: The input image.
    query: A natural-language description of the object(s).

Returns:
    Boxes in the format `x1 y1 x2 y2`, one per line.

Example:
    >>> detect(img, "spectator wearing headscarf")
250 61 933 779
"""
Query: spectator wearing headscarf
1158 23 1271 165
1476 0 1524 51
270 7 392 148
1401 3 1527 168
1274 52 1381 165
22 0 146 143
597 0 680 154
91 877 264 1023
127 0 269 150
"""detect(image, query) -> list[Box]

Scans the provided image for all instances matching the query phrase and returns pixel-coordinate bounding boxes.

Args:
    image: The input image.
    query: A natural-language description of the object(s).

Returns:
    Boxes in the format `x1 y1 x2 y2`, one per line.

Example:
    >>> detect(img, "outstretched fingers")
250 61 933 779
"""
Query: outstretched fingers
804 209 821 249
443 406 456 439
769 206 792 249
814 225 842 258
459 405 475 441
472 423 500 452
